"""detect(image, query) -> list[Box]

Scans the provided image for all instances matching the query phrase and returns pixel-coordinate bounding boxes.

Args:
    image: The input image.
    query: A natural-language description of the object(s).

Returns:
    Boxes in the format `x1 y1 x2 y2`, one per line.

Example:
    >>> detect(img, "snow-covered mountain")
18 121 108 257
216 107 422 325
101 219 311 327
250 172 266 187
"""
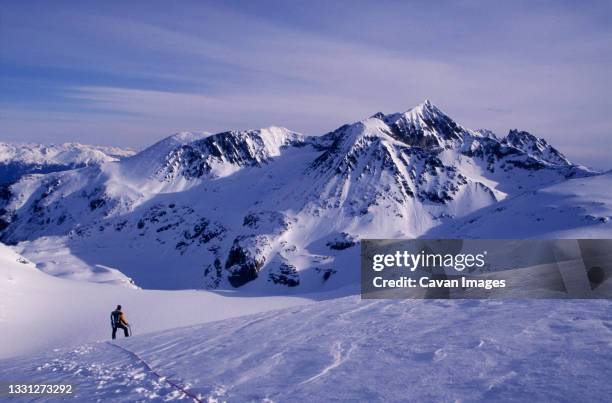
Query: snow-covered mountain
2 103 612 402
0 142 135 185
0 101 603 290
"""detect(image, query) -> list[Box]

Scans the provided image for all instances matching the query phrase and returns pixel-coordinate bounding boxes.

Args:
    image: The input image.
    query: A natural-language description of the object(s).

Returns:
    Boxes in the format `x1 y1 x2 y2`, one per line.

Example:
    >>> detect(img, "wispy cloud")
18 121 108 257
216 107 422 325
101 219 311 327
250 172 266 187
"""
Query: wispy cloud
1 0 610 169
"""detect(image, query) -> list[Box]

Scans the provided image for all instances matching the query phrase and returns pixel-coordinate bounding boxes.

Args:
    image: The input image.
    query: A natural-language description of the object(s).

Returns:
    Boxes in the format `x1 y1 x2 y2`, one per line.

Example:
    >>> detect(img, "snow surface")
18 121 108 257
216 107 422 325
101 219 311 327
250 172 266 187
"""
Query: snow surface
0 243 326 359
2 296 611 402
428 171 612 238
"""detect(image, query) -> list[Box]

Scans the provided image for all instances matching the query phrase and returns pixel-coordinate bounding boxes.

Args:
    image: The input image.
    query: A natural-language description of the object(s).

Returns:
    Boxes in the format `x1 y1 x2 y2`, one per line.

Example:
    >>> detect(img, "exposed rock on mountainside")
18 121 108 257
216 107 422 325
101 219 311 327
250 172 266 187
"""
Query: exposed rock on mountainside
0 102 598 290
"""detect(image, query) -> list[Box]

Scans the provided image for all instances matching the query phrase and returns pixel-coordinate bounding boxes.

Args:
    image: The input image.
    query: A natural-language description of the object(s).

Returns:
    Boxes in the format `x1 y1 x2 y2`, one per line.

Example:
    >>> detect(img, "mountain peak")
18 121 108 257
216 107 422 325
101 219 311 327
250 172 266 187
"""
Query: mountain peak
506 129 538 144
420 98 433 108
408 99 446 117
380 100 463 147
503 129 570 166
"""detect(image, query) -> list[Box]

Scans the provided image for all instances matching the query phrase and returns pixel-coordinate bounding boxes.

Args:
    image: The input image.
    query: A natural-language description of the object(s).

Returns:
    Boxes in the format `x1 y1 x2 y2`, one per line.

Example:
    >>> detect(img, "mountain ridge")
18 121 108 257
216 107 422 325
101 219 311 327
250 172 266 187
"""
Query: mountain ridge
0 101 604 291
0 142 135 186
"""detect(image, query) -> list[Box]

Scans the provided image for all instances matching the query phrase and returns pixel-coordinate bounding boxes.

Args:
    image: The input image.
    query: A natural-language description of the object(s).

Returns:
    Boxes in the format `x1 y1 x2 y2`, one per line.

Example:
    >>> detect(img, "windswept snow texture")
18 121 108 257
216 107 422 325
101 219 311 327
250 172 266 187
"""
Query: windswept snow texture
0 102 602 291
2 296 611 402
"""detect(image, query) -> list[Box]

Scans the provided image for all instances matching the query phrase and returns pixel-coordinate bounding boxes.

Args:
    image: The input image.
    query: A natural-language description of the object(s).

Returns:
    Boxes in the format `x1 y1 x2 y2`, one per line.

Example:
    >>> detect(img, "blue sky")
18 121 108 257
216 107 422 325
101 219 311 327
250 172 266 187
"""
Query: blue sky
1 0 610 169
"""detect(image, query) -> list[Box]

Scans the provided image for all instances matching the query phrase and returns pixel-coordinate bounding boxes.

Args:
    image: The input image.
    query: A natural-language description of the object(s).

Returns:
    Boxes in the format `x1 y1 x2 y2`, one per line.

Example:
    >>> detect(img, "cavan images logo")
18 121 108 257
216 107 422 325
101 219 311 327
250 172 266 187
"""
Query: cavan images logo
361 239 612 299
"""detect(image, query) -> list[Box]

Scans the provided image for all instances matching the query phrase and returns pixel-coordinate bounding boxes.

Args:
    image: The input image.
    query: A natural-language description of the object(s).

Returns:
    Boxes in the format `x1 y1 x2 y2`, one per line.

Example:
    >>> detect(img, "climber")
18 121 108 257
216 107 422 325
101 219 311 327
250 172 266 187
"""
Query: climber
110 305 130 339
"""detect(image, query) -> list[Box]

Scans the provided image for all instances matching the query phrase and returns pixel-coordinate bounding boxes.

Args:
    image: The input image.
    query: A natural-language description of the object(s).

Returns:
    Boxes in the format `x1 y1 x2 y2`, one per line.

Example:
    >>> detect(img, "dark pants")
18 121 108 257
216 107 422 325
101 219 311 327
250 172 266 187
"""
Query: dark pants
112 324 129 339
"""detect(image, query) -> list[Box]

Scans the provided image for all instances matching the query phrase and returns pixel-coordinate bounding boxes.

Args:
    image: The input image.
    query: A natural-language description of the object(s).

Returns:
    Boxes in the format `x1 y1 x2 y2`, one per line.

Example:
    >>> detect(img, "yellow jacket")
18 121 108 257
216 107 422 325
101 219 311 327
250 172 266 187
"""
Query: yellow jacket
118 312 128 325
112 310 129 326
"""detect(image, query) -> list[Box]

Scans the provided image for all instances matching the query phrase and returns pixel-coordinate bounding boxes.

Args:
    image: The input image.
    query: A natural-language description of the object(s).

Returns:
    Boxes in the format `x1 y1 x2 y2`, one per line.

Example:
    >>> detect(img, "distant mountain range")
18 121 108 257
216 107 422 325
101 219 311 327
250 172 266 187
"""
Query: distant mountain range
0 142 134 185
0 101 609 291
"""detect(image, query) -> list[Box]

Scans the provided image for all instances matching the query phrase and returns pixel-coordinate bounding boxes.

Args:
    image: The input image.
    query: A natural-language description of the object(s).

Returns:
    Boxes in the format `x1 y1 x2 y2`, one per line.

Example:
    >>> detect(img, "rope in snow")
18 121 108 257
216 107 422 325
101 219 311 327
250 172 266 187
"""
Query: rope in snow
106 342 203 403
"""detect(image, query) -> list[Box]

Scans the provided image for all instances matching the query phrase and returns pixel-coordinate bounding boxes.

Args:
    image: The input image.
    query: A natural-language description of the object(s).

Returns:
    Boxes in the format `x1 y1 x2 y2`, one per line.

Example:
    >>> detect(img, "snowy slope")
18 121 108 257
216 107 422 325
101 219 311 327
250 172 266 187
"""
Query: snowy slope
427 171 612 238
0 102 600 291
2 296 611 402
0 243 319 359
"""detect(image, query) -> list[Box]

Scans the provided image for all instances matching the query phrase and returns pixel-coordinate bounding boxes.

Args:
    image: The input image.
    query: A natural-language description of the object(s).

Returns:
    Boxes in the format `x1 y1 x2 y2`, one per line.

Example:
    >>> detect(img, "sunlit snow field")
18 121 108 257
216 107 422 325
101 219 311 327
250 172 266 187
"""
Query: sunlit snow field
3 296 612 402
